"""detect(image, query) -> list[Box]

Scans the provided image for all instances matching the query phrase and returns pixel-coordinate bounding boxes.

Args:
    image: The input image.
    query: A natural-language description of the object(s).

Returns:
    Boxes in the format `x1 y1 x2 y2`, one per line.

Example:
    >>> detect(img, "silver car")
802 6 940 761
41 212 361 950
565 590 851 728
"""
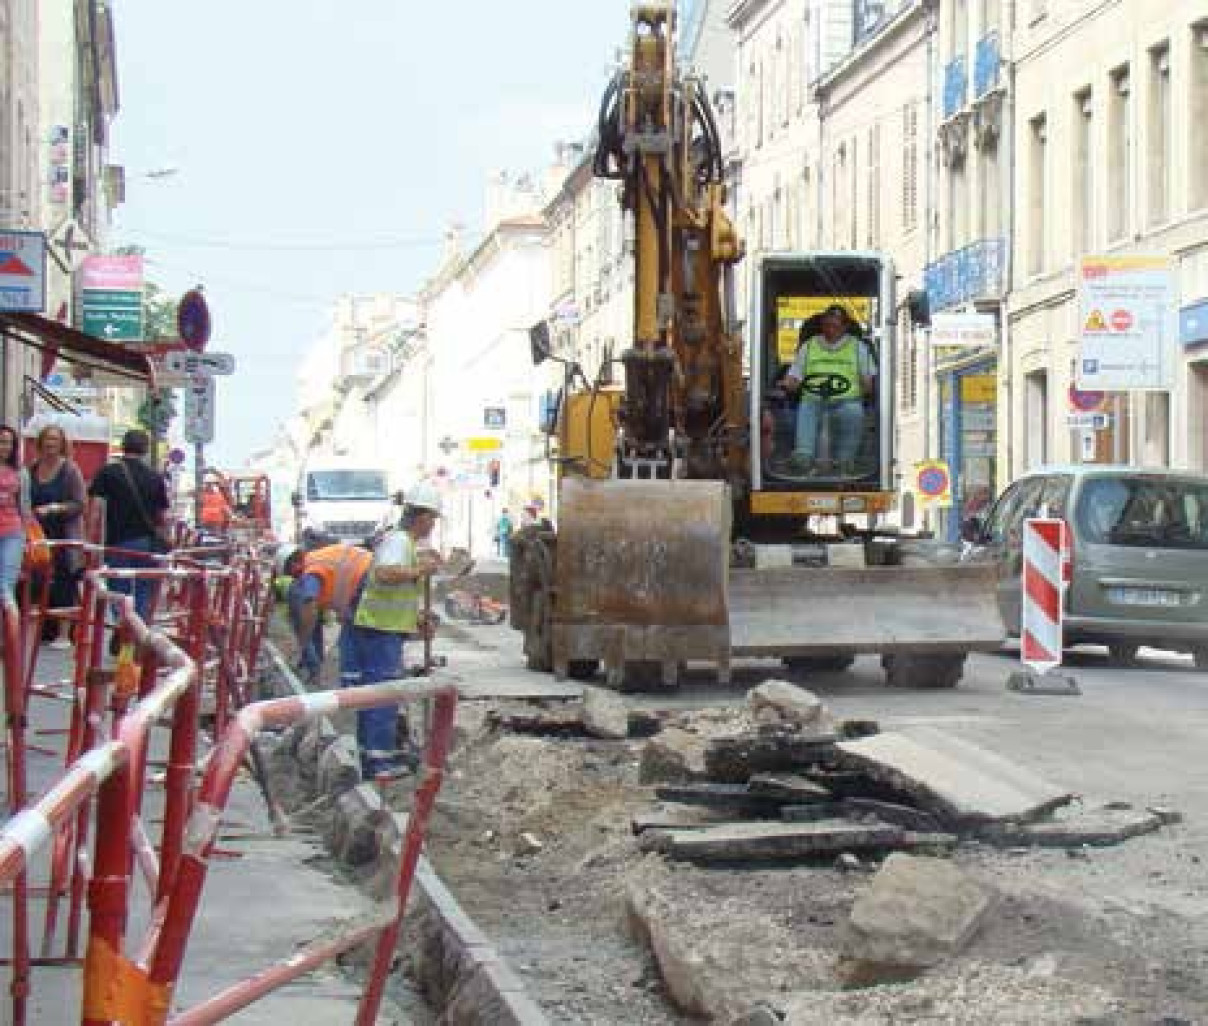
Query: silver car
962 466 1208 667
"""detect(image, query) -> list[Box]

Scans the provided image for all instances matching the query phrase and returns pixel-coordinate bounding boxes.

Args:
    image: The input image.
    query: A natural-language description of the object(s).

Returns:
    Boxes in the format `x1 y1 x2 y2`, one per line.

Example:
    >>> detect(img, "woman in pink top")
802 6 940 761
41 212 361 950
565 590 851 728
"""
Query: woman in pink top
0 425 30 601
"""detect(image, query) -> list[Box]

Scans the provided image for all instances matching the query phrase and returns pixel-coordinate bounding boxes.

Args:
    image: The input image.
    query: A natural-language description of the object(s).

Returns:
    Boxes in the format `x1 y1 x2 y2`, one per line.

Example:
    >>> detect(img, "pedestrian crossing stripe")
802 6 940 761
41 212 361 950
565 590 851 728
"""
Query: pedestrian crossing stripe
1084 309 1108 332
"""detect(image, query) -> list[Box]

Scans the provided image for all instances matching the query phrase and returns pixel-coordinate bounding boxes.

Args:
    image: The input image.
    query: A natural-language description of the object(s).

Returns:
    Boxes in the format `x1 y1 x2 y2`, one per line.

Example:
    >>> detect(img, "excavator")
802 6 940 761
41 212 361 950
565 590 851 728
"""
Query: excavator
509 1 1005 690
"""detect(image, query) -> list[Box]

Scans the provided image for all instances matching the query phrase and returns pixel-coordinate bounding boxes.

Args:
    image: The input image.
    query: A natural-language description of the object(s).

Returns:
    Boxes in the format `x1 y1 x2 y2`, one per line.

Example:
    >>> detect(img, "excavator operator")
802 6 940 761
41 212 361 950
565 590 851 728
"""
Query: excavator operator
783 304 876 477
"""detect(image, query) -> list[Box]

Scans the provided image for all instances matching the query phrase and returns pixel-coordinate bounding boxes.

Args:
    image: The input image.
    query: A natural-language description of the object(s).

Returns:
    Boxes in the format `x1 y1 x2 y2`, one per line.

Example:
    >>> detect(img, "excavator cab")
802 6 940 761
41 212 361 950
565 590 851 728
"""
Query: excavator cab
751 253 894 496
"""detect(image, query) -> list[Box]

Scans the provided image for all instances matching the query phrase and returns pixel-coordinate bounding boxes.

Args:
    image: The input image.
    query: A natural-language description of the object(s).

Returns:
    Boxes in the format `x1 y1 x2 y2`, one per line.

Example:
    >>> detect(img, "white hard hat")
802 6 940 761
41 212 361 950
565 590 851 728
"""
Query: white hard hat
404 481 443 515
275 543 301 577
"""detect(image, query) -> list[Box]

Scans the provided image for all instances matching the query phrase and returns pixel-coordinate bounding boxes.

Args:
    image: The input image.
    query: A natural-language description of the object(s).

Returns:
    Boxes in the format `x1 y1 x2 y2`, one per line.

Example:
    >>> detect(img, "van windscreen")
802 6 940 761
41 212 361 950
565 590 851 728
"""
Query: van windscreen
306 471 388 501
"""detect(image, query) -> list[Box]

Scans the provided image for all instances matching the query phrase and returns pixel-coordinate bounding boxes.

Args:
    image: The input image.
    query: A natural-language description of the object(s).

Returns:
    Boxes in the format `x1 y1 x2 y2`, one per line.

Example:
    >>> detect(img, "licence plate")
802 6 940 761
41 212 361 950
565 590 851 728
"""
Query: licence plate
1107 587 1185 607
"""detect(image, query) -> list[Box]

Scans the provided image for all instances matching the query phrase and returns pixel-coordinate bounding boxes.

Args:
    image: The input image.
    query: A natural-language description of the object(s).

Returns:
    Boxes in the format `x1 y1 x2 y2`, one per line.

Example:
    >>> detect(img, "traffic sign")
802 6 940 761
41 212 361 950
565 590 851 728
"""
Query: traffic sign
164 350 234 376
915 459 952 508
1068 384 1105 412
82 287 143 341
0 230 47 312
177 288 211 351
183 374 215 444
1066 412 1109 430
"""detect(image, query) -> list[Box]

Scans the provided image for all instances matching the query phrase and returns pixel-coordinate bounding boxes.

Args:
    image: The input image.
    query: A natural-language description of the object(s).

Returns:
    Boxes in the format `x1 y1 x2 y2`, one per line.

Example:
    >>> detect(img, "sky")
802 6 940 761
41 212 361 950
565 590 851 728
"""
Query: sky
110 1 630 466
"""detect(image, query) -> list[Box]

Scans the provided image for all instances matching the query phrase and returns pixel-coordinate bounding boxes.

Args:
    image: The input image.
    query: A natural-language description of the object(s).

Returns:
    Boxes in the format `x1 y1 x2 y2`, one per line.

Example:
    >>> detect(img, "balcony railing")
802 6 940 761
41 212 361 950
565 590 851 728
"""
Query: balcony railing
943 57 967 120
974 32 1001 99
924 238 1007 312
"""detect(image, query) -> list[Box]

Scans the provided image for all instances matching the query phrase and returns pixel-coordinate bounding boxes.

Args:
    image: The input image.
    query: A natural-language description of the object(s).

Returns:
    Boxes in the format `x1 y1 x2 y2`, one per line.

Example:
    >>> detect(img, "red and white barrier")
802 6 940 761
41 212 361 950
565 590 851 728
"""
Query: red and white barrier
1021 518 1069 673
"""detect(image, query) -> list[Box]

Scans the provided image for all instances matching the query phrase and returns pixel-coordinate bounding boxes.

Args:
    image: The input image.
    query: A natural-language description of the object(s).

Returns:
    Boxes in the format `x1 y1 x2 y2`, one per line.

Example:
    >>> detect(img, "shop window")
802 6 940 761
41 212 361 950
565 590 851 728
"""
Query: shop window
1148 43 1171 226
1108 65 1132 242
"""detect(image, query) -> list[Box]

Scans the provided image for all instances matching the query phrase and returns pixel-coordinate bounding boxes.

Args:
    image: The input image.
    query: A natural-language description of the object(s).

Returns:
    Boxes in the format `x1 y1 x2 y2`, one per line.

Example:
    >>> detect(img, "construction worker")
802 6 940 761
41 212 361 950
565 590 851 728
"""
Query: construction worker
276 541 373 685
341 482 442 780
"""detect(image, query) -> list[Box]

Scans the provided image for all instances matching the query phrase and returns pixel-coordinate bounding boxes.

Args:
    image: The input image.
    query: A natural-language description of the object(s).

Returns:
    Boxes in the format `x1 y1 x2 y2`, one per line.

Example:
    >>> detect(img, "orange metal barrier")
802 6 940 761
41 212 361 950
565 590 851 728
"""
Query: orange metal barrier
2 523 455 1024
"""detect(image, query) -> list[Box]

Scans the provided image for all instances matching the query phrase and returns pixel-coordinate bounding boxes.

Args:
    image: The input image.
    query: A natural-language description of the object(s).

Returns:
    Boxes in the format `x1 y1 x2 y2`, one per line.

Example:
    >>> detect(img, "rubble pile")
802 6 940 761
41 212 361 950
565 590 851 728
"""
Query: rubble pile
633 681 1172 864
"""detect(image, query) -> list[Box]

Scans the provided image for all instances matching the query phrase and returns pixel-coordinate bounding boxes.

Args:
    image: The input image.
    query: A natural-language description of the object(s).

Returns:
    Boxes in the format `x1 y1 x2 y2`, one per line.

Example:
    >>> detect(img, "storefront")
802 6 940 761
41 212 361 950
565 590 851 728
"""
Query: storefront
937 355 998 541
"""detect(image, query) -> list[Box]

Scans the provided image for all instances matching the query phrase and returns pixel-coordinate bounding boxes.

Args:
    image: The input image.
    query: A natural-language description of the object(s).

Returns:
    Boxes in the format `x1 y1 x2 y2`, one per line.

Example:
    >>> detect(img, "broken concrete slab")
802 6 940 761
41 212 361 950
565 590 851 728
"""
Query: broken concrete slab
780 803 849 823
748 773 832 803
581 686 629 740
655 782 785 815
746 680 826 728
664 819 903 862
841 853 995 986
705 730 838 783
835 727 1074 827
631 806 737 835
640 727 707 784
841 798 942 833
983 807 1164 848
325 783 385 867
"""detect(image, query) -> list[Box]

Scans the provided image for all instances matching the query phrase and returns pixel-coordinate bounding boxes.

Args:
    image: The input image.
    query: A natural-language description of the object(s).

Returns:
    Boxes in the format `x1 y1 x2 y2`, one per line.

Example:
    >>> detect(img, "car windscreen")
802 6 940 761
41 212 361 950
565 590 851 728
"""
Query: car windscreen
1076 475 1208 550
306 471 388 501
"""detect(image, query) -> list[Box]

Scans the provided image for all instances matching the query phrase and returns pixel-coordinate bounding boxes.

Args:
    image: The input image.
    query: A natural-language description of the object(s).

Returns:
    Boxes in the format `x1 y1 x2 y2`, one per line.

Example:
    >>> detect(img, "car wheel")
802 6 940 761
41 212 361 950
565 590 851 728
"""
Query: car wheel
1192 647 1208 672
1107 642 1140 668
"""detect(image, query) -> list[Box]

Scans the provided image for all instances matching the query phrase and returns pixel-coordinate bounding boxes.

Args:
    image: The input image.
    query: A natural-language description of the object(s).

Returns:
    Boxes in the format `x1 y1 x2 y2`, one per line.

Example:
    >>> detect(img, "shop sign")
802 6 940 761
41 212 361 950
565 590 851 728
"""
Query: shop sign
1078 255 1176 391
931 312 997 349
959 373 996 403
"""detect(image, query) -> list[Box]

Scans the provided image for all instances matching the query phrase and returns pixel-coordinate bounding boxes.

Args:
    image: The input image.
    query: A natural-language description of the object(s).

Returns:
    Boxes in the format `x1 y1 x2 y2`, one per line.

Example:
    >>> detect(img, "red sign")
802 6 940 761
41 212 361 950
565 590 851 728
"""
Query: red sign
1068 384 1105 412
1110 309 1134 333
80 255 143 290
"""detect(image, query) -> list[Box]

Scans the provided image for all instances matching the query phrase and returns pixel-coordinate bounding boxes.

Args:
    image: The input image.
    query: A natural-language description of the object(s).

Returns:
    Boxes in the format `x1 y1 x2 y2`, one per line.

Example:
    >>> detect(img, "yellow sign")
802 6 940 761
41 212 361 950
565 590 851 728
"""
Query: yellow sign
959 374 997 404
464 436 503 452
775 296 874 364
914 460 952 508
1084 309 1108 333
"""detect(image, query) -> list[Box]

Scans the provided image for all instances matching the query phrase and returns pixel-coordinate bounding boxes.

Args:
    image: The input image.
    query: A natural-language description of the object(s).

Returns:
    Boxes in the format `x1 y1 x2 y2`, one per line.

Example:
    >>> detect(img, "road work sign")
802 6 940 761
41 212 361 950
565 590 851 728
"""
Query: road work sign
0 230 46 312
183 374 215 444
1078 255 1176 391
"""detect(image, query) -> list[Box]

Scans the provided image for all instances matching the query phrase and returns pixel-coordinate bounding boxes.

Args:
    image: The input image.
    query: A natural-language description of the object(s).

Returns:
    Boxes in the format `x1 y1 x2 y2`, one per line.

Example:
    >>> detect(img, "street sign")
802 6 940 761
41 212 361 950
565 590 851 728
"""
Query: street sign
915 460 952 508
0 229 47 312
483 406 506 430
1066 412 1110 430
1068 384 1105 412
177 288 211 351
1078 255 1176 391
183 374 215 444
164 350 234 376
82 288 143 341
465 436 503 452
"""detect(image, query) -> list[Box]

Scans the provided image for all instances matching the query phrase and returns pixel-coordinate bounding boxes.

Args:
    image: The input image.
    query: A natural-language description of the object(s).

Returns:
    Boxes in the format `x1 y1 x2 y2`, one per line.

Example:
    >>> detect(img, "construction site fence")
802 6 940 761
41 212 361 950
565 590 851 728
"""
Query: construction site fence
0 506 458 1024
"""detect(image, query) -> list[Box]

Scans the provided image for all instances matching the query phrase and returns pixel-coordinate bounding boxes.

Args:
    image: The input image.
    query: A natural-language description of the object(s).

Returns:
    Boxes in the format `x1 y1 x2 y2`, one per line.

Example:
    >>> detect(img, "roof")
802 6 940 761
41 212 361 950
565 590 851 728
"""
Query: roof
0 312 153 385
1018 465 1208 481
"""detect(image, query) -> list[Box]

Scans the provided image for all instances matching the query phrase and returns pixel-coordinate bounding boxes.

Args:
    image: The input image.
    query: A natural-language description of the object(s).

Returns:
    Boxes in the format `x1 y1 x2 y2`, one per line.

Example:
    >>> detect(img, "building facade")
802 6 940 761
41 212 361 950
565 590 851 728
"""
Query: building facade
1007 0 1208 481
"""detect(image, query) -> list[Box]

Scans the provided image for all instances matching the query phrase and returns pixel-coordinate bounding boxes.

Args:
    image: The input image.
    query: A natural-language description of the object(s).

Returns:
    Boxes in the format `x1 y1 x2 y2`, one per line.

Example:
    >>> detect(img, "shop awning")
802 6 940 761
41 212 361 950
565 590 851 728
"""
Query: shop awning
0 312 153 385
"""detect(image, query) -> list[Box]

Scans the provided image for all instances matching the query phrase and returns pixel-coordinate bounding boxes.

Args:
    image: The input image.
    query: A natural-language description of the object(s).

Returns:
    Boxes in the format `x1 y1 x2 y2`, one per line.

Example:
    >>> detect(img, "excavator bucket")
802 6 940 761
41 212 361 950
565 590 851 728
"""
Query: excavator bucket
552 478 732 684
729 563 1006 657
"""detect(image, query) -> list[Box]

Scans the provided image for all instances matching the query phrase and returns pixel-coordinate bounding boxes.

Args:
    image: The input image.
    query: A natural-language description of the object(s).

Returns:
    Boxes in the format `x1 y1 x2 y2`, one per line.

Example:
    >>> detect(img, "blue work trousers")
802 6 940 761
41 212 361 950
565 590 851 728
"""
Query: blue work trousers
339 622 406 776
286 581 325 675
794 399 864 465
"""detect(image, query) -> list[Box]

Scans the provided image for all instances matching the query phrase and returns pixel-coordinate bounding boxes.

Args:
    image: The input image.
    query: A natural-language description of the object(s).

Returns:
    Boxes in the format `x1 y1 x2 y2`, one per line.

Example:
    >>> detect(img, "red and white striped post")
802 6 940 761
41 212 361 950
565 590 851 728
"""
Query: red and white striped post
1021 518 1070 673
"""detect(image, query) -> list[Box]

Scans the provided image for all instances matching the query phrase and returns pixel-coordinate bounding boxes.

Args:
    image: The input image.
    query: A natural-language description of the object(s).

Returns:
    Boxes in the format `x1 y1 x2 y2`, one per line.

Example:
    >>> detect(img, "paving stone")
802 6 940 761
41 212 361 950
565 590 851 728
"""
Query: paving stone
655 782 785 815
746 680 825 728
640 727 707 784
841 853 995 985
983 807 1164 848
581 685 629 740
836 727 1074 827
664 819 902 862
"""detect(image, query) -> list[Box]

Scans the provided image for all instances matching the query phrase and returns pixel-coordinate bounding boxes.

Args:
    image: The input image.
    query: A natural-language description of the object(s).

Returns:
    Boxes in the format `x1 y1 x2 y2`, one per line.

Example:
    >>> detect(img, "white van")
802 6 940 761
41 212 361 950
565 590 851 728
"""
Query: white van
294 462 396 547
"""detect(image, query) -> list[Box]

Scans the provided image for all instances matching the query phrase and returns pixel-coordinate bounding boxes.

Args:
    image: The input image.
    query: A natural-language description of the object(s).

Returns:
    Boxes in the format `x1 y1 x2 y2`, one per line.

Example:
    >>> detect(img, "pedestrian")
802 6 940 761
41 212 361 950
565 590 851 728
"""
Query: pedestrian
25 425 87 647
342 481 442 780
275 540 373 685
495 508 514 558
784 304 875 477
88 429 170 625
0 425 31 603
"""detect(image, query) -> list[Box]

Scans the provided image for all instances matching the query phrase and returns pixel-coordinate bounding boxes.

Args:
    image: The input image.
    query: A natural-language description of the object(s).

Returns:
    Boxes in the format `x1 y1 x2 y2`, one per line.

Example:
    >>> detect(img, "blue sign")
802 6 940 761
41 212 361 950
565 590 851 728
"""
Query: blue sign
1180 298 1208 348
177 288 211 351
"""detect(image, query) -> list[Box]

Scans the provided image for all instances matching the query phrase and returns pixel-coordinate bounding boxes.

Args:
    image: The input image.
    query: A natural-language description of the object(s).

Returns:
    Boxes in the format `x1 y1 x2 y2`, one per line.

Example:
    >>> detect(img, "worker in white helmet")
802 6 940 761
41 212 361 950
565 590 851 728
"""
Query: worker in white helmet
340 481 443 780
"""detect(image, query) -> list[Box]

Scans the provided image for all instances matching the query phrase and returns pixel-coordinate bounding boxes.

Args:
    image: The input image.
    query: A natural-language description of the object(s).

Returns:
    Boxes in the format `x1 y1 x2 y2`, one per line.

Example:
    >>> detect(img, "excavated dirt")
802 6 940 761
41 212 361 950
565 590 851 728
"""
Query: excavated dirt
420 705 1208 1025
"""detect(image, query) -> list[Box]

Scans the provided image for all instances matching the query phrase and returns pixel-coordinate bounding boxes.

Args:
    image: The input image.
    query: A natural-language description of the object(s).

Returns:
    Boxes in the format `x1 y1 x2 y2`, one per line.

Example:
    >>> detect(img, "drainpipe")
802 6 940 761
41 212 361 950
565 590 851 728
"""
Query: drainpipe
1001 0 1018 485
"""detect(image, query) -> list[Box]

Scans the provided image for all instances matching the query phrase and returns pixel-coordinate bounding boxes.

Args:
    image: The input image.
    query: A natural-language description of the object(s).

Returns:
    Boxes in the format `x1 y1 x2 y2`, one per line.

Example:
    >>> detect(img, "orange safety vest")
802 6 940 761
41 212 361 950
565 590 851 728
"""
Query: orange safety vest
200 487 231 528
302 544 373 618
